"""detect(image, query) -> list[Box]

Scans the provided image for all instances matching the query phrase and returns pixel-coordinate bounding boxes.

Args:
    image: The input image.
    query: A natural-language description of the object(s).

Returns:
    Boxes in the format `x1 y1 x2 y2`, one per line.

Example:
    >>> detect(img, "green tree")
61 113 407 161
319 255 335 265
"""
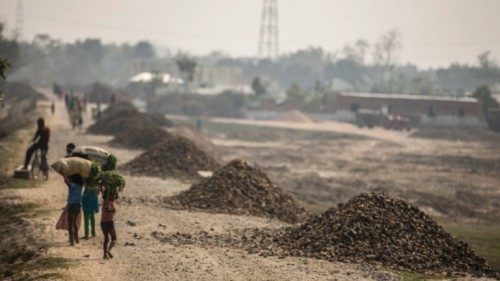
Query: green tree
0 23 18 108
472 85 499 115
133 41 155 59
286 83 306 103
0 24 19 70
0 57 10 107
176 57 197 92
373 29 402 92
251 77 266 98
477 51 496 69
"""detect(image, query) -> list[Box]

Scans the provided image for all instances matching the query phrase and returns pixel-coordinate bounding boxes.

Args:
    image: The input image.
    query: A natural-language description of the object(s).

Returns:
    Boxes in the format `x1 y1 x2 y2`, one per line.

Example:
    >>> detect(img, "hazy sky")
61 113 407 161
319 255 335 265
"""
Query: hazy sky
1 0 499 68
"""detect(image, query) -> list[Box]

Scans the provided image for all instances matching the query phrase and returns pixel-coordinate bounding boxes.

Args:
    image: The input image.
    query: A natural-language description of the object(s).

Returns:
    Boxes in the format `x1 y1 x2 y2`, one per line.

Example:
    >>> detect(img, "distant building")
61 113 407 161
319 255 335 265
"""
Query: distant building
332 92 486 127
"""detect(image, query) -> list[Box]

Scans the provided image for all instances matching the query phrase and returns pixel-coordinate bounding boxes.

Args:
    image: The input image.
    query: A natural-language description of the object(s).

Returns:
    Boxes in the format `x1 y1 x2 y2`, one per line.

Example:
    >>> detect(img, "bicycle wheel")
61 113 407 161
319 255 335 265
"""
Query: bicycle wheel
31 152 43 180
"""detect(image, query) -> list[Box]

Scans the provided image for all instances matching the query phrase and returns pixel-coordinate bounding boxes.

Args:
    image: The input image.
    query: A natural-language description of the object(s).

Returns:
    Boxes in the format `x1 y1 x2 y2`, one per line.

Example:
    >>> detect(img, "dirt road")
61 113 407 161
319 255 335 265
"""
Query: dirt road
4 90 497 280
1 91 395 280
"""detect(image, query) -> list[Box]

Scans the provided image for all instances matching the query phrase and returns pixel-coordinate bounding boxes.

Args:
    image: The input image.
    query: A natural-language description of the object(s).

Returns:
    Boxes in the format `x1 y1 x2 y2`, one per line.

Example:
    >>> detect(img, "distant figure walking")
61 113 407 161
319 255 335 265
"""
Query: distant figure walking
51 102 55 115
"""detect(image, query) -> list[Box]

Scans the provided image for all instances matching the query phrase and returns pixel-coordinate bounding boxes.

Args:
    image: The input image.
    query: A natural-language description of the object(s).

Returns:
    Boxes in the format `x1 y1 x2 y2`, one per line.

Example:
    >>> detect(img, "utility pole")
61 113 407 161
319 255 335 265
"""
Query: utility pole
14 0 24 40
258 0 279 59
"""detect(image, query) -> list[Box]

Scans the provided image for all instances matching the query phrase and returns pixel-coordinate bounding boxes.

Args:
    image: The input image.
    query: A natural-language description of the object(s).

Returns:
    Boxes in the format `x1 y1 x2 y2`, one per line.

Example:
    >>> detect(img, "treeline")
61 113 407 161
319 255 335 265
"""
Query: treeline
1 25 500 97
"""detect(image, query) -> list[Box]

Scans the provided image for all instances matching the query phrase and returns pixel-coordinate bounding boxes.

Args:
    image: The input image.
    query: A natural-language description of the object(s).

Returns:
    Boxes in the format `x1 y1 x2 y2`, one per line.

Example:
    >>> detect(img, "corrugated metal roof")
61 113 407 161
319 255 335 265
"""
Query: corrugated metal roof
339 92 478 103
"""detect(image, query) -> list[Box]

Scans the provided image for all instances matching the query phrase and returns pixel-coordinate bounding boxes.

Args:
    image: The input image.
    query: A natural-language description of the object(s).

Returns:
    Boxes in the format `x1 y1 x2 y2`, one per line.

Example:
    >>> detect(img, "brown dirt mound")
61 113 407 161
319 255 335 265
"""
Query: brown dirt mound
110 126 173 149
279 110 314 123
171 125 217 156
167 159 310 223
87 115 151 135
88 103 172 135
123 136 220 179
100 102 136 119
278 192 497 277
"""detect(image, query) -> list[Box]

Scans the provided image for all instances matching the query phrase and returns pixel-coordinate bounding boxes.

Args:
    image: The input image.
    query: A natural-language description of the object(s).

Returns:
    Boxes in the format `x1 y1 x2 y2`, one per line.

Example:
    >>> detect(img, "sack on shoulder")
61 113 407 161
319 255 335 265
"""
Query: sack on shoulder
51 157 92 178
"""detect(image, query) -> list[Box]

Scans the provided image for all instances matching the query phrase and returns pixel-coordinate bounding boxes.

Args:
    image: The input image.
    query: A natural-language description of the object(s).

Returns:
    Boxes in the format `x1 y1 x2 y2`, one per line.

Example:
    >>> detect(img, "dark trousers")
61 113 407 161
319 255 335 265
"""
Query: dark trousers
24 143 47 168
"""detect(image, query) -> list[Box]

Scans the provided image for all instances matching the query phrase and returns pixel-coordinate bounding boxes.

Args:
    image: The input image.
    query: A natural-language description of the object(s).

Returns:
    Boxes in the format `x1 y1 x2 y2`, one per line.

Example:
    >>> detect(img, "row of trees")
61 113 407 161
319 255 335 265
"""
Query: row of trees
1 24 499 98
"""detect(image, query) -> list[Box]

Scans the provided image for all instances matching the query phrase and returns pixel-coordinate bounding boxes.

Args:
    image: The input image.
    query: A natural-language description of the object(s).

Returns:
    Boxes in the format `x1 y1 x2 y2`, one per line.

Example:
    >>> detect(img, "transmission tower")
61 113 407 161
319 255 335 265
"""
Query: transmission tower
14 0 24 40
258 0 279 59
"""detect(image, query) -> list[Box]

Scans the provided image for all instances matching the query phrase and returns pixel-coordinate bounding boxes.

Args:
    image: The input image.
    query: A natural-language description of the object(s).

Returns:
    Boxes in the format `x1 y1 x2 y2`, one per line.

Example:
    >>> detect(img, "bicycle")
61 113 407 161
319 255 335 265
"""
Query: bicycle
31 148 49 180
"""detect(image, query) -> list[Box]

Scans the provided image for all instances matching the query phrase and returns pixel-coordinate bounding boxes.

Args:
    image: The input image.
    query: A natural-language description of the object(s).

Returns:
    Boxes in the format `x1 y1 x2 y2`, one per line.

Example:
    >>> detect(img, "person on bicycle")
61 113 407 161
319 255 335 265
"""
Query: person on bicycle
23 118 50 170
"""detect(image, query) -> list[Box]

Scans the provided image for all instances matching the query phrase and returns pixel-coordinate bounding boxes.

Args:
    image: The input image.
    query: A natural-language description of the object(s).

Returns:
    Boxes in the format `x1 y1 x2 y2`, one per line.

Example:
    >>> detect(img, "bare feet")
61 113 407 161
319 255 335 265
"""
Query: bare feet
107 251 113 259
103 254 109 259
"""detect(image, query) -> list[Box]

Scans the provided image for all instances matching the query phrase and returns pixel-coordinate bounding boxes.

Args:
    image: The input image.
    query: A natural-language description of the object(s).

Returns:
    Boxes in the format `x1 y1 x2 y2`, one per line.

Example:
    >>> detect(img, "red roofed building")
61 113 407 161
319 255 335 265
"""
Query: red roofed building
333 92 486 127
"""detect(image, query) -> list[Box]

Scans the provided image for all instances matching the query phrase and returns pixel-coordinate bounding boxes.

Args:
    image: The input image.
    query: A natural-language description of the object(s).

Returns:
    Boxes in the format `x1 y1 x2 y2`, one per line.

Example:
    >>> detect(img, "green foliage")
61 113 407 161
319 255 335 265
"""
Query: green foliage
95 171 125 200
102 154 117 171
0 23 19 71
0 57 9 79
251 77 266 98
0 57 8 107
286 83 307 103
176 57 197 82
85 163 101 187
134 41 155 58
472 85 499 114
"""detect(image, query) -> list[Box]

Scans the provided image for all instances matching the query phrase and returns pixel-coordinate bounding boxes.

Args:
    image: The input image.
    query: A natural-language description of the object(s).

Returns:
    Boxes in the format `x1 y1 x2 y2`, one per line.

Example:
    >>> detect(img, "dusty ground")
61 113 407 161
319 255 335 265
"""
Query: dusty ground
197 117 500 224
1 92 498 280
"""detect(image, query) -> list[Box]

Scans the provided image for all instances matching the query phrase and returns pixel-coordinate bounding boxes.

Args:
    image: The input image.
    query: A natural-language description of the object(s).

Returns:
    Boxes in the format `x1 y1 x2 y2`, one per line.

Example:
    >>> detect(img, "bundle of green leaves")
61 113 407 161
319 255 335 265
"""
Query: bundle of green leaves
95 171 125 200
85 162 101 187
102 154 117 171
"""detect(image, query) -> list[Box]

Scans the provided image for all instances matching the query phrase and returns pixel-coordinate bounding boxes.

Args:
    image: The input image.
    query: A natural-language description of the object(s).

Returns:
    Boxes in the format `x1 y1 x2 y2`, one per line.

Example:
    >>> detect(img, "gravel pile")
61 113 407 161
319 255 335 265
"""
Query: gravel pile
123 136 220 179
110 126 173 149
88 103 172 135
167 159 310 223
154 193 498 278
278 193 497 277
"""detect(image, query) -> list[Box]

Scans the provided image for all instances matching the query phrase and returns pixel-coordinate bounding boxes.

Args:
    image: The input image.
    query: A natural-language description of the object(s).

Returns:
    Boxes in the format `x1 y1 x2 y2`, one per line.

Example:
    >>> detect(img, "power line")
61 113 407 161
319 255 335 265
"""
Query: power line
9 13 500 49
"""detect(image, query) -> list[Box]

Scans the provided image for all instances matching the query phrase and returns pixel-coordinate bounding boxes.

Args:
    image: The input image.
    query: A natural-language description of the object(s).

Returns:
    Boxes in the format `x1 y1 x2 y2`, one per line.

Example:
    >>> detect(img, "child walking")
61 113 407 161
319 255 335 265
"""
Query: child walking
82 187 99 239
101 193 118 259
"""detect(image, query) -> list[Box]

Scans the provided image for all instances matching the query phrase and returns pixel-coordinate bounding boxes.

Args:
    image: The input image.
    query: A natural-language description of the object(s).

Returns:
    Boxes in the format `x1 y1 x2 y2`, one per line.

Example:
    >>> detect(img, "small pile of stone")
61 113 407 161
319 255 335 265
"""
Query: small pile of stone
123 136 220 180
167 159 310 223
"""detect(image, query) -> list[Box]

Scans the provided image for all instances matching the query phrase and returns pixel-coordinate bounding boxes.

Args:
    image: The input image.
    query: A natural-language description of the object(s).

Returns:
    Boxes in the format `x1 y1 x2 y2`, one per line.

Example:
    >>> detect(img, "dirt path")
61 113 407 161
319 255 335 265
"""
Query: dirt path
166 114 416 144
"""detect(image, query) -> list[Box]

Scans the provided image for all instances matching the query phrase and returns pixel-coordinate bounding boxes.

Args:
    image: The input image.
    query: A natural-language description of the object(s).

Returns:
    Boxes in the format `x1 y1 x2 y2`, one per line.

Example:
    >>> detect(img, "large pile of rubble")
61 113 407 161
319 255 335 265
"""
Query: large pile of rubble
167 159 310 223
278 193 497 277
154 193 498 278
110 126 173 149
123 136 220 179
